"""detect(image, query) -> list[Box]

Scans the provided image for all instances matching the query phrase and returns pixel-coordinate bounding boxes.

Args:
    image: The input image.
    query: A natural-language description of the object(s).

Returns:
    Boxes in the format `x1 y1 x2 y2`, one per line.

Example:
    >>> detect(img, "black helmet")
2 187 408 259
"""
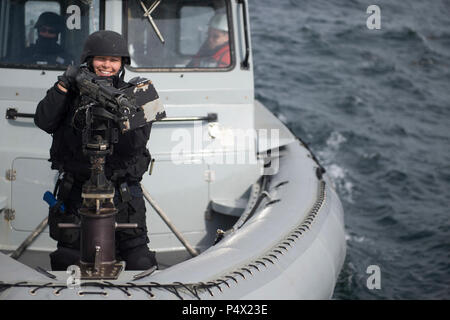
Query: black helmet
35 12 65 33
80 30 131 65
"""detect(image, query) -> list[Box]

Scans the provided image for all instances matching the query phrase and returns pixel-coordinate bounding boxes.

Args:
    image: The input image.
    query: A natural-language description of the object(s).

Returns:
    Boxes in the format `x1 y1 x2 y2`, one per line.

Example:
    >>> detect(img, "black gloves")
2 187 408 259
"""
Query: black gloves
57 65 79 92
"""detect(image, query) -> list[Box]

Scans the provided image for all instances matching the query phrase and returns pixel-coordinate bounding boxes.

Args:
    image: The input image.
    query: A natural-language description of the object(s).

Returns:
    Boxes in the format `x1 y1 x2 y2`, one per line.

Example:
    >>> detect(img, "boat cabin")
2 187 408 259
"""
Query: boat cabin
0 0 282 267
0 1 347 300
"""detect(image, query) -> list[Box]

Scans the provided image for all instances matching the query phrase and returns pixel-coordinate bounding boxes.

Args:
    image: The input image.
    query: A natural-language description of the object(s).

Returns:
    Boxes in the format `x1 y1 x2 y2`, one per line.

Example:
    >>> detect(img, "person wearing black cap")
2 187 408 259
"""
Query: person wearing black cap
22 11 74 65
34 30 165 271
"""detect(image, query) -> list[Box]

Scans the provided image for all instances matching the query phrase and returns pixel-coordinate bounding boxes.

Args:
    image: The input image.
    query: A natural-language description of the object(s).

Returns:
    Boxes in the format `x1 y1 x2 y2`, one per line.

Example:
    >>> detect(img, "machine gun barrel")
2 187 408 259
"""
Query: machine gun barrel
75 67 148 133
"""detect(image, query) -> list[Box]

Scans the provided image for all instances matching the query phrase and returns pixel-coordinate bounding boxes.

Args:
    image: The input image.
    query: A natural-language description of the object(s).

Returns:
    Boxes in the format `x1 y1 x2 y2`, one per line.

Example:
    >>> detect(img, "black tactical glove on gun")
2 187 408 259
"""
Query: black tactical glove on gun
57 65 79 92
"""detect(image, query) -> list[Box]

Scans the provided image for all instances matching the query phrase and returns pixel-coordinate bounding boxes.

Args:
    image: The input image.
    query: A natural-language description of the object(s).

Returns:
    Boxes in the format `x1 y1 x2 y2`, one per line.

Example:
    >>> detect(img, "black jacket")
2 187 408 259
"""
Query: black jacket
35 77 163 185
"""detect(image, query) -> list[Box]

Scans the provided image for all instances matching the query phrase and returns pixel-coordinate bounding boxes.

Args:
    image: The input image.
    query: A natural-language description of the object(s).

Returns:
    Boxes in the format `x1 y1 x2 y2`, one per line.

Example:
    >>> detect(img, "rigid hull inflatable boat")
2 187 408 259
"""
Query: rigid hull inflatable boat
0 0 346 299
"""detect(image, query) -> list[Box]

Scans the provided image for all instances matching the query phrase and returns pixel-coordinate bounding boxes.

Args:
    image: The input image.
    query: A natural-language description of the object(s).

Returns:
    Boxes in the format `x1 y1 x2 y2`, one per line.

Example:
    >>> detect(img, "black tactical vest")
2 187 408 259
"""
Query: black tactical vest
49 77 163 185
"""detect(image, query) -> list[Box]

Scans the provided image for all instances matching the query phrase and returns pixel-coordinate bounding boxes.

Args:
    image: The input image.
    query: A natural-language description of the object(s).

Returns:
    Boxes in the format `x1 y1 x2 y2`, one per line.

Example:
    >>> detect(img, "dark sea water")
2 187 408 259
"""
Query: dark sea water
249 0 450 299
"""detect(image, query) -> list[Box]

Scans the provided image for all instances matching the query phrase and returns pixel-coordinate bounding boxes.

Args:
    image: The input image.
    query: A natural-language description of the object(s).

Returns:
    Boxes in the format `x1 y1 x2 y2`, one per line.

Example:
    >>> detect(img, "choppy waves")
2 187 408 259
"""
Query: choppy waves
250 0 450 299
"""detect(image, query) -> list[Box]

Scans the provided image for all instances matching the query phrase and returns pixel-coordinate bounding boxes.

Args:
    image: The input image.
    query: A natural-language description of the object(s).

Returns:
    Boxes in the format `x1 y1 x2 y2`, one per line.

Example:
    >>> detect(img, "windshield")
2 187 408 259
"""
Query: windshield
0 0 101 69
126 0 233 70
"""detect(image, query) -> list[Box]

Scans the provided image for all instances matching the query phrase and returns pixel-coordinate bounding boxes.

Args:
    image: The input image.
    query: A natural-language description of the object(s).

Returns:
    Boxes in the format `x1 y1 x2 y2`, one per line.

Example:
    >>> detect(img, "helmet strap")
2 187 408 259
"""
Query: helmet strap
85 57 94 73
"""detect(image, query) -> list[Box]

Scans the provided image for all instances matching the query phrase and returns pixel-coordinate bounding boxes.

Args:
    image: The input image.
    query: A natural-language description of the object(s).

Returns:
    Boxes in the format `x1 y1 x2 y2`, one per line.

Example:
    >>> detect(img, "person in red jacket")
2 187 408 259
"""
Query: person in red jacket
188 13 230 68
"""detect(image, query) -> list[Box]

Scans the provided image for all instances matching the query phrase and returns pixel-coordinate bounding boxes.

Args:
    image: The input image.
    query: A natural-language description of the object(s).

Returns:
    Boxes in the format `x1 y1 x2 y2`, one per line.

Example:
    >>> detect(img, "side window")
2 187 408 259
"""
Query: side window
0 0 101 69
25 1 61 48
127 0 232 70
179 6 214 56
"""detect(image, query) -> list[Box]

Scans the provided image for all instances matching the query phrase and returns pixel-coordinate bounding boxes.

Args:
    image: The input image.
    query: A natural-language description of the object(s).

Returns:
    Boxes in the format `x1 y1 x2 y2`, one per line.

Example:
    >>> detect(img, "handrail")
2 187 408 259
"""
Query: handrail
155 113 217 123
5 107 218 123
5 108 34 120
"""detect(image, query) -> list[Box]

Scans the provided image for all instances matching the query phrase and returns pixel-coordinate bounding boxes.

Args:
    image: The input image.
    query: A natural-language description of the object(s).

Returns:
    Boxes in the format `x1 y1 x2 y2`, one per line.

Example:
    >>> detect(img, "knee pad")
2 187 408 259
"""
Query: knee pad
121 245 157 271
50 246 80 271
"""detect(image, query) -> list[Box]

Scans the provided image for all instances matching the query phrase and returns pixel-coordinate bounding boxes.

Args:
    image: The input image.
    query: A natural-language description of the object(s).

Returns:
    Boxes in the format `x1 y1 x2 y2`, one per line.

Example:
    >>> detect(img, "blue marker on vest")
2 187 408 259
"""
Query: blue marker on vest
43 191 65 213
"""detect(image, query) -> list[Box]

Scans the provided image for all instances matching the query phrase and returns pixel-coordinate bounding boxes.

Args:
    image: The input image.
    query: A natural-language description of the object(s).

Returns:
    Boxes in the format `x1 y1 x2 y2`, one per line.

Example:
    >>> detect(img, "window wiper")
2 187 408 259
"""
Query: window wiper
139 0 165 44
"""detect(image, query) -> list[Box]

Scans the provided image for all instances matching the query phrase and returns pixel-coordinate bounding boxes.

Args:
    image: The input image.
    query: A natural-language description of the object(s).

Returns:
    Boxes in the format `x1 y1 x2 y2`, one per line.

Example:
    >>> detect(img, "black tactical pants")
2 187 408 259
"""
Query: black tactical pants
49 182 157 271
49 235 157 271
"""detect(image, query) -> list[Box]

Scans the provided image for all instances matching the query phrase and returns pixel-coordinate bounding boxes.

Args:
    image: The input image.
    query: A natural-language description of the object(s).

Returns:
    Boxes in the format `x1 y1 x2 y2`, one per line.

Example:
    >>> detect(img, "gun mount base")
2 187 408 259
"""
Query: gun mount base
78 261 125 280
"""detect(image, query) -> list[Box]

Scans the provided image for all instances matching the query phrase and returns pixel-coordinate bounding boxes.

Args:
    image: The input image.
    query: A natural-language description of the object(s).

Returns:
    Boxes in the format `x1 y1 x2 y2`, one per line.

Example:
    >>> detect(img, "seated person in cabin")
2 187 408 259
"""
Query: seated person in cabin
188 13 230 68
20 12 74 66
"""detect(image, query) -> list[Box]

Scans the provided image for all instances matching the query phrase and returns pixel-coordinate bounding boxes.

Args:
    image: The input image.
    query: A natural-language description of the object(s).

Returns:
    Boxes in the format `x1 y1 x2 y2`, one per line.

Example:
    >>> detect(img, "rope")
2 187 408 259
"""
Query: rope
0 182 327 300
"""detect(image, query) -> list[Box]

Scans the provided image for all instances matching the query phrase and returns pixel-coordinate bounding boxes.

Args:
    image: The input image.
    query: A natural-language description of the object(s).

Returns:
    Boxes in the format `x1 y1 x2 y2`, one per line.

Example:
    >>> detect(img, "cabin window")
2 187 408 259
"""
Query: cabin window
125 0 233 71
0 0 102 70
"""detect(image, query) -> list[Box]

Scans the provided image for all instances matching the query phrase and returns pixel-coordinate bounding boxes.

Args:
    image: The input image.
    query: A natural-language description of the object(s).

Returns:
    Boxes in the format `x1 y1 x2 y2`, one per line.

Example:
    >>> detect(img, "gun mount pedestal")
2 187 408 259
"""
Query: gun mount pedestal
59 137 137 280
57 67 158 279
77 211 125 280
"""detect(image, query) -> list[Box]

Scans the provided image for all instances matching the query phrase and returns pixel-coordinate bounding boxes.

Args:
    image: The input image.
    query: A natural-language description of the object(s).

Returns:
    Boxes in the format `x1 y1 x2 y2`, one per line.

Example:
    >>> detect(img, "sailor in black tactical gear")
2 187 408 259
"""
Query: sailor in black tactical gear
34 30 165 271
22 11 74 65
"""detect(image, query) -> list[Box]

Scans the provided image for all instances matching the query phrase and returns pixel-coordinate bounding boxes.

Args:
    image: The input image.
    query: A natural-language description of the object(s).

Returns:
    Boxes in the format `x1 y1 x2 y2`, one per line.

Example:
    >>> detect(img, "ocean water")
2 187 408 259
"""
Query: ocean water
249 0 450 299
